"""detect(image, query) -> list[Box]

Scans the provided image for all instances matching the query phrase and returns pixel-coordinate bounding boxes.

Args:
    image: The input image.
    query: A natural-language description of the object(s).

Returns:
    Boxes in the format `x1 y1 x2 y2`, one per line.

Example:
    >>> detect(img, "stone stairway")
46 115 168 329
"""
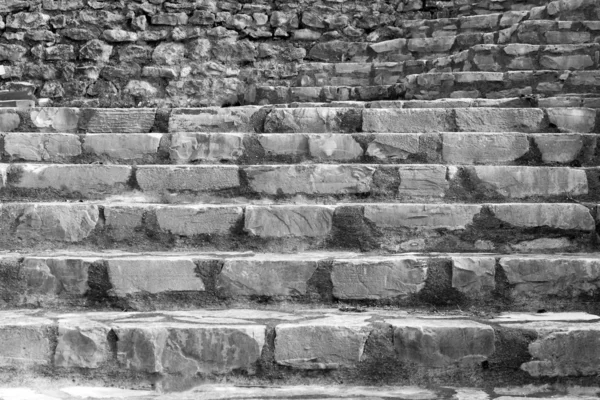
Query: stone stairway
1 0 600 396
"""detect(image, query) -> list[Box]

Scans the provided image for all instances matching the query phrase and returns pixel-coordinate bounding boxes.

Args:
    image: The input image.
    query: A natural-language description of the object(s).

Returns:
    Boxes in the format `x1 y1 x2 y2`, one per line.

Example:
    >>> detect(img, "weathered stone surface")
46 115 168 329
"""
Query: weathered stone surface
245 165 375 195
114 322 266 374
488 203 595 231
408 37 455 53
398 165 448 197
83 109 156 133
442 133 529 164
11 164 131 194
363 109 452 133
469 166 588 198
169 108 260 133
107 258 205 296
264 108 361 133
532 134 584 163
452 257 496 294
388 319 495 367
455 109 545 133
0 109 21 132
499 257 600 298
103 205 144 241
275 315 371 369
155 205 242 236
83 134 162 160
136 165 240 193
546 108 597 133
30 108 80 132
4 133 81 161
308 134 363 160
169 132 244 162
366 133 420 160
219 256 318 297
152 42 186 65
54 318 110 368
79 39 113 62
245 205 334 237
540 55 594 70
22 257 91 297
257 134 309 157
1 203 99 242
331 257 427 300
364 204 481 229
0 314 53 366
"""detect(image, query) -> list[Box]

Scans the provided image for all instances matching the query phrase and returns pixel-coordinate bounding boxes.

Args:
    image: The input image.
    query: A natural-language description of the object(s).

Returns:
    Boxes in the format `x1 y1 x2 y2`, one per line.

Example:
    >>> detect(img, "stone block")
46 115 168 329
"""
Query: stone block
0 109 21 132
0 313 53 366
308 134 363 161
488 203 595 231
546 108 597 133
30 108 80 132
257 134 309 157
264 108 361 133
455 109 545 132
364 204 481 229
398 165 448 197
331 257 428 300
219 256 318 297
442 133 529 164
83 134 162 160
540 55 594 70
107 257 205 296
155 205 242 236
22 257 92 297
4 133 81 161
363 109 453 133
532 134 584 163
407 37 455 53
245 205 334 237
136 165 240 193
169 132 244 162
54 318 110 368
365 133 421 160
169 107 261 133
451 257 496 294
82 109 156 133
103 205 145 241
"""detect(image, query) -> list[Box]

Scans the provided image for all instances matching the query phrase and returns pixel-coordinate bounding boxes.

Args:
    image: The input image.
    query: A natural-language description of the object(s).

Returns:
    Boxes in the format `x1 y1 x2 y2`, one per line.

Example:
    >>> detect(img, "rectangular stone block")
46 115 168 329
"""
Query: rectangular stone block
81 109 156 133
245 205 334 237
3 133 81 161
364 204 481 229
308 134 363 161
363 109 453 133
169 107 261 133
155 205 243 236
442 132 529 164
546 108 597 133
169 132 244 162
488 203 595 231
264 108 362 133
0 313 54 366
365 133 421 160
30 108 80 133
455 108 545 132
398 165 448 197
136 165 240 193
257 134 309 157
451 257 496 295
83 133 162 160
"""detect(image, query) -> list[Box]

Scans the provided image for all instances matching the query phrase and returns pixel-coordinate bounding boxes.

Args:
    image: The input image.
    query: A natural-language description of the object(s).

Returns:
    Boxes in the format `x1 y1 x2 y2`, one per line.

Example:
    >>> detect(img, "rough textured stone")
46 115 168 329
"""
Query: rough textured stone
0 110 21 132
388 319 495 367
308 134 363 161
169 108 260 133
363 109 452 133
0 314 53 366
469 166 588 198
455 109 545 133
488 204 595 231
246 165 375 195
30 108 80 132
22 257 91 297
83 109 156 133
169 132 244 162
4 133 81 161
265 108 361 133
452 257 496 294
107 258 205 296
83 134 162 160
155 205 242 236
275 315 371 369
54 319 110 368
546 108 597 133
442 133 529 164
245 205 334 237
532 134 584 163
398 165 448 197
366 133 420 160
136 165 240 193
331 257 428 300
364 204 481 229
219 256 318 297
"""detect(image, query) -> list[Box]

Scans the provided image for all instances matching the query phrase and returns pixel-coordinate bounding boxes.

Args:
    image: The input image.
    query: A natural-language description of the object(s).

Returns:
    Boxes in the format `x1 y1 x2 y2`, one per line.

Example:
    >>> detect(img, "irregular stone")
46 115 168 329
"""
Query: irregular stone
388 319 495 367
245 165 375 195
152 42 186 65
102 29 137 42
4 133 81 161
540 55 594 70
23 257 91 296
169 132 244 162
0 109 21 131
155 205 242 236
364 204 481 229
452 257 496 294
107 258 205 296
275 315 371 369
6 12 49 29
30 108 80 132
54 318 110 368
499 256 600 298
442 133 529 164
136 165 240 193
83 134 161 160
114 322 265 374
11 164 131 194
219 256 318 297
0 313 53 366
0 44 27 62
79 39 113 62
363 109 453 133
407 37 455 53
45 45 76 60
469 166 588 198
308 134 363 161
151 13 188 25
532 134 584 163
366 133 420 160
264 108 361 133
488 203 595 231
398 165 448 197
82 109 156 133
331 256 427 300
169 107 260 133
244 205 334 237
546 108 597 133
257 134 309 157
455 109 545 133
511 237 573 251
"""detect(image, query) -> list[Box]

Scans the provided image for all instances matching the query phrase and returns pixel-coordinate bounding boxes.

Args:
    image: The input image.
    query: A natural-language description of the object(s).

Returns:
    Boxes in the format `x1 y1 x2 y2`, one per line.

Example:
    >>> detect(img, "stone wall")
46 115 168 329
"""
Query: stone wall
0 0 588 107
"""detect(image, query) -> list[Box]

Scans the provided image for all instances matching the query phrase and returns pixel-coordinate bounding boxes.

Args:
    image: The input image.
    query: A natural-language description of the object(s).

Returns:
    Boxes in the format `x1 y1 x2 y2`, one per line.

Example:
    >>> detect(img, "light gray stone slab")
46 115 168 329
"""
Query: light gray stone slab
244 205 334 237
155 205 243 236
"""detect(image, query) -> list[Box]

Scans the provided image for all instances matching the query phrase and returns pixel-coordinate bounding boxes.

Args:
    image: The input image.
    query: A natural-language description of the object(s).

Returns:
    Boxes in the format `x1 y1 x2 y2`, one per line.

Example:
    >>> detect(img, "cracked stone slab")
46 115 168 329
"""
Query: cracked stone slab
82 109 156 133
363 109 453 133
244 205 334 237
169 107 261 133
264 107 361 133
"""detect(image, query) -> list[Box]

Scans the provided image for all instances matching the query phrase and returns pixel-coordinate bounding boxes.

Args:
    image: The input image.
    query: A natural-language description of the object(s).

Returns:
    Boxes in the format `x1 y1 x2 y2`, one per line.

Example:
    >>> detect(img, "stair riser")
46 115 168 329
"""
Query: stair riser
4 254 600 310
1 164 598 203
0 203 596 254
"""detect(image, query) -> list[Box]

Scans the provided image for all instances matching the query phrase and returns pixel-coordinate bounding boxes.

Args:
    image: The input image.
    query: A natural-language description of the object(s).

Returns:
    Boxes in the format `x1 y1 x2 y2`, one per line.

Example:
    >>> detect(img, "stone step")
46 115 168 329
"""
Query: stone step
0 202 596 253
5 131 600 167
1 308 600 387
5 251 600 310
2 163 597 203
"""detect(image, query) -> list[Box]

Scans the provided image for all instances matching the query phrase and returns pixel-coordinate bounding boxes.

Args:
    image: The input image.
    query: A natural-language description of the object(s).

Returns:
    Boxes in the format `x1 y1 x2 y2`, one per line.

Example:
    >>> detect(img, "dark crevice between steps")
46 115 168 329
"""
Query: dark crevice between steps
127 166 142 192
516 137 544 166
0 257 25 307
151 108 170 133
307 259 334 303
328 205 380 252
86 261 118 308
194 259 224 300
416 258 466 307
